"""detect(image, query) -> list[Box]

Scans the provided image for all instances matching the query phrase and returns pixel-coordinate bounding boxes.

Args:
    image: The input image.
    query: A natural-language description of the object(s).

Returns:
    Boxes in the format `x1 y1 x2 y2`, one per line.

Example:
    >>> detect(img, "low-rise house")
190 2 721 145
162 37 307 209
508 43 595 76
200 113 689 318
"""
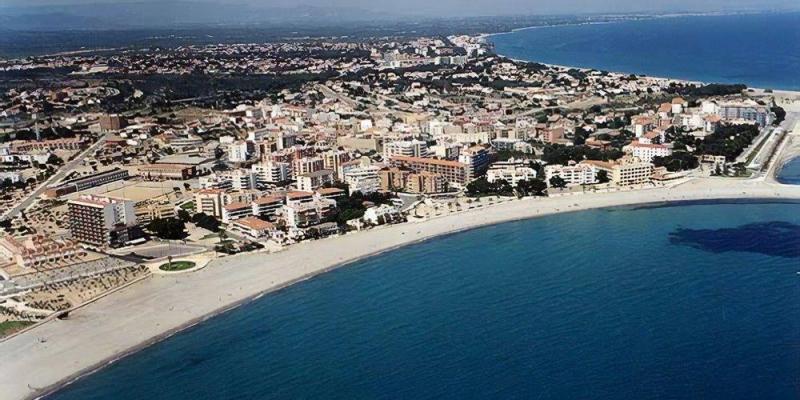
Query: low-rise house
363 204 403 225
0 235 85 270
230 217 283 241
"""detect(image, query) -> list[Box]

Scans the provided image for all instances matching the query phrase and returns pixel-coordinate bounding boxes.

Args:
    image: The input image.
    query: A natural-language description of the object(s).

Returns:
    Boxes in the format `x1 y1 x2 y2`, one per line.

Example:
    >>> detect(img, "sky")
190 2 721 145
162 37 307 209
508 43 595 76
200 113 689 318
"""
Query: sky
3 0 798 17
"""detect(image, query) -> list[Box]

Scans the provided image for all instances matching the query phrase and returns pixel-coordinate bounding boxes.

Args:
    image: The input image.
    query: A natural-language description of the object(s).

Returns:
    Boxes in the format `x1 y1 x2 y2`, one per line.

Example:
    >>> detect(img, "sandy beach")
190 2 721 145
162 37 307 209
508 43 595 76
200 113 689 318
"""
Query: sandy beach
1 177 800 400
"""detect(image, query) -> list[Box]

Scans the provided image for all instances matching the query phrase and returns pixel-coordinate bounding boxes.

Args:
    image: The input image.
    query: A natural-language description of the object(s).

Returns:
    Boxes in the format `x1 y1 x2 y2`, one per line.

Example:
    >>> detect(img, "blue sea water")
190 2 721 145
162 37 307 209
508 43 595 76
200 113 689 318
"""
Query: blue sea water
490 13 800 91
778 157 800 185
49 201 800 400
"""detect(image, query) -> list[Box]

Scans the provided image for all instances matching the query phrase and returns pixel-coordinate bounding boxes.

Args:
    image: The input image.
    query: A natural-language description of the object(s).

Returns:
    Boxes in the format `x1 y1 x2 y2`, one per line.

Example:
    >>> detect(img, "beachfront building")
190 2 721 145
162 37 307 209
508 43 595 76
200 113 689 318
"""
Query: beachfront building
363 204 403 226
67 194 140 248
378 167 446 194
279 198 337 230
379 167 411 192
222 202 253 224
544 163 598 187
391 155 469 186
582 156 653 186
458 145 491 180
0 234 85 270
252 195 284 220
717 100 772 127
406 172 447 194
229 217 283 242
487 161 537 187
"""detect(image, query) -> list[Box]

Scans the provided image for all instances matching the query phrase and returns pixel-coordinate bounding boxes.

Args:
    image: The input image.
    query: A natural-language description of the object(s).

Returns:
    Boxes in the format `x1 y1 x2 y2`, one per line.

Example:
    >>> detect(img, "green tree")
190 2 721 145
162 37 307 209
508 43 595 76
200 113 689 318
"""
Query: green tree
192 213 221 232
517 178 547 197
177 209 192 222
146 218 187 240
596 170 610 183
549 175 567 189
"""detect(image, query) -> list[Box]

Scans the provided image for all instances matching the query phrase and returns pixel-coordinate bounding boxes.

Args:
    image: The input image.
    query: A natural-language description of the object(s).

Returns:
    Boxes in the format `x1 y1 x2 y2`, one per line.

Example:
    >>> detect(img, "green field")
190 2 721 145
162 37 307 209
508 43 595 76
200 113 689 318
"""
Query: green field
0 321 34 337
158 261 196 272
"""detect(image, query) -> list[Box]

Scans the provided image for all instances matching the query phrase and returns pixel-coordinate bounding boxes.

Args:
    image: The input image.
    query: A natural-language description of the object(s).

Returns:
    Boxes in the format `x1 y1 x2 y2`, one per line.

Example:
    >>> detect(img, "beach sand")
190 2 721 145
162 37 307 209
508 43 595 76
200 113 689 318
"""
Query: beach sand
2 178 800 400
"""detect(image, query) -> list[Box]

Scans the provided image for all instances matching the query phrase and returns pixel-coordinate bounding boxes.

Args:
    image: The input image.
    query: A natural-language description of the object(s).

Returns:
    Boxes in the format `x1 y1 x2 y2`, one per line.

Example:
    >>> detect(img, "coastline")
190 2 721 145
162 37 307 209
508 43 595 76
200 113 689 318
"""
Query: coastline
480 10 784 39
481 13 800 92
3 178 800 400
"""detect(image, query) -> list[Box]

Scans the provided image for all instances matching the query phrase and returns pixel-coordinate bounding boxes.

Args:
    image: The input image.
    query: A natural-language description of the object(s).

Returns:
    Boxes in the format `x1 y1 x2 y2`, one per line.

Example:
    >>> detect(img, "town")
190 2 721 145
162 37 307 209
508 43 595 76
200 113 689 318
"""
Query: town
0 34 792 336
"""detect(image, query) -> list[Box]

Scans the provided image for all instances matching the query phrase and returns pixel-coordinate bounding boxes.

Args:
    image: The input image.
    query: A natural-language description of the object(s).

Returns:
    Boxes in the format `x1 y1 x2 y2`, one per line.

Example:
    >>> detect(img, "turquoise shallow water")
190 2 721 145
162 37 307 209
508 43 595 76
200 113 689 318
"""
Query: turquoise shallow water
49 201 800 400
490 13 800 90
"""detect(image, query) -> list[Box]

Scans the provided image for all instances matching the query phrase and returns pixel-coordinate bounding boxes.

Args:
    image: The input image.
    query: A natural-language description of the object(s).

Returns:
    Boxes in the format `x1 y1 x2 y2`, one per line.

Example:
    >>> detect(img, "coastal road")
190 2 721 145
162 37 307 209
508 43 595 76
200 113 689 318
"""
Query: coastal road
1 133 108 220
762 112 800 181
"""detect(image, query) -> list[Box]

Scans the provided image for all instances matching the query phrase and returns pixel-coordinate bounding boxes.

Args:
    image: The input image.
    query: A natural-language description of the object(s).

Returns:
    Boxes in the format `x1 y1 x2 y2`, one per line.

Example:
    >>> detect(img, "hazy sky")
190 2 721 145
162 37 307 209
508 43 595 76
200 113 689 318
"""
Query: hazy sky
5 0 797 16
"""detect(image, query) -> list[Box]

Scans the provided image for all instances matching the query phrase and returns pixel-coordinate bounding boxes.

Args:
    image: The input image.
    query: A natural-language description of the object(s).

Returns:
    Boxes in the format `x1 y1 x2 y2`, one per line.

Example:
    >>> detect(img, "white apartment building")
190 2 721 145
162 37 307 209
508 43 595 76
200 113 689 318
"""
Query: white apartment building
292 157 325 176
383 140 430 159
252 161 291 184
199 169 257 191
429 142 462 159
487 164 537 187
322 150 352 178
228 140 251 163
544 163 598 186
458 146 491 180
583 156 653 186
222 201 253 223
296 170 335 192
343 166 382 195
279 198 337 229
194 189 259 218
67 194 139 247
625 142 672 163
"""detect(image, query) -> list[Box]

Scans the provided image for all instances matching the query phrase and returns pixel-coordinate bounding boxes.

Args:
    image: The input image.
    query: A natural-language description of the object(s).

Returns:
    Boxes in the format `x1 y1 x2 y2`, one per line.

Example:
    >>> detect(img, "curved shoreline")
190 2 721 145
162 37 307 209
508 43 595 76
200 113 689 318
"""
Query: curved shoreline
484 13 800 92
2 179 800 400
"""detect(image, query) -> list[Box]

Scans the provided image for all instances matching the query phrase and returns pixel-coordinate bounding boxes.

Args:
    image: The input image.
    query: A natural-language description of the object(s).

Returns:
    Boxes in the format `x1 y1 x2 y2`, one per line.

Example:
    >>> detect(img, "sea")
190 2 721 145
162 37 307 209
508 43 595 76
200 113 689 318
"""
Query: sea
778 157 800 185
48 200 800 400
489 12 800 91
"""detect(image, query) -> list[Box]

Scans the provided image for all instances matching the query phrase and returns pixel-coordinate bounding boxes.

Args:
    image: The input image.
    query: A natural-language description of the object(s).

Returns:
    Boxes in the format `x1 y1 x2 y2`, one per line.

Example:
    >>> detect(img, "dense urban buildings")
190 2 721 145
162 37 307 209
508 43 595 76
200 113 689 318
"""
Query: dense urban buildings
0 29 790 348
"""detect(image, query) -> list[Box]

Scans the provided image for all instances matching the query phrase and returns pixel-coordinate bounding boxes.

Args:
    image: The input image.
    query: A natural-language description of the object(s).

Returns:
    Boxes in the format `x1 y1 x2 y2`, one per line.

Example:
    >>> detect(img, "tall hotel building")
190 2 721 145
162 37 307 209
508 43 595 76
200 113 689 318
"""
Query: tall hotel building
390 155 469 186
67 195 139 248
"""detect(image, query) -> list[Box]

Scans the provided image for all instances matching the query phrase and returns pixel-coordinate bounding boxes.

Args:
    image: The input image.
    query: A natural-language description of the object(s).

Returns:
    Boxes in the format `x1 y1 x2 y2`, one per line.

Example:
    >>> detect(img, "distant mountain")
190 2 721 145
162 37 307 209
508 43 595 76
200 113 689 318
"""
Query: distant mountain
0 1 401 30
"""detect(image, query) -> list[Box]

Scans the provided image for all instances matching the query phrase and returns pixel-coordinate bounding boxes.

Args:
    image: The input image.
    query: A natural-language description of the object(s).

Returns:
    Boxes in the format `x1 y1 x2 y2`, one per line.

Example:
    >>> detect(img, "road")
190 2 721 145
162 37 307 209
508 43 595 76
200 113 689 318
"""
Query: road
2 133 108 220
316 84 359 108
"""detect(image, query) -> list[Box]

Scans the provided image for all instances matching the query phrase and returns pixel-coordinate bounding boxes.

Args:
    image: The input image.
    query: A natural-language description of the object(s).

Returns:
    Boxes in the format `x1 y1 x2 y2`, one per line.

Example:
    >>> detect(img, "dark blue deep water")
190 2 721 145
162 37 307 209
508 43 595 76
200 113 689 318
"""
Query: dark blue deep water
490 13 800 91
49 201 800 400
778 157 800 185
